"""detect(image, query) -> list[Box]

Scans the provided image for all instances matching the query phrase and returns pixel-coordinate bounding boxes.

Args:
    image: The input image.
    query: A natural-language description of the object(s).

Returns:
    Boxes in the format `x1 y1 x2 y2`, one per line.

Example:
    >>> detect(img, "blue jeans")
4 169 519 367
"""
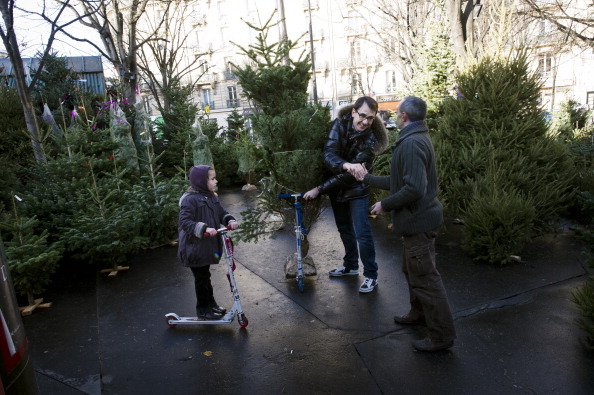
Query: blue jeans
330 196 378 279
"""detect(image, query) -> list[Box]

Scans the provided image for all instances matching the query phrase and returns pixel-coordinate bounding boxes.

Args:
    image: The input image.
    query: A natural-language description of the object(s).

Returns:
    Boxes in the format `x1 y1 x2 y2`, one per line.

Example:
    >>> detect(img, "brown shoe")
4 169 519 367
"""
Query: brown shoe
394 313 426 325
412 337 454 352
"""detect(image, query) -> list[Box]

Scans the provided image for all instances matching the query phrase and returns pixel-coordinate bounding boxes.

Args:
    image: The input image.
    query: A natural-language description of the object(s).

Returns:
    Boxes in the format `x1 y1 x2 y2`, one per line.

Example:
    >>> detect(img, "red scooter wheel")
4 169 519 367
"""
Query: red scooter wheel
238 313 248 328
165 313 177 328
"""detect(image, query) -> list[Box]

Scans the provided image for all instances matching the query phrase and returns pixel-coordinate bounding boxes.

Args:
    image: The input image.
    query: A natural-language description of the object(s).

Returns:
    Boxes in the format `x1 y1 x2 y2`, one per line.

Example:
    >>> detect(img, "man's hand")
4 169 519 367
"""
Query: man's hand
303 187 320 200
344 162 367 181
354 163 368 181
370 202 385 215
227 221 239 230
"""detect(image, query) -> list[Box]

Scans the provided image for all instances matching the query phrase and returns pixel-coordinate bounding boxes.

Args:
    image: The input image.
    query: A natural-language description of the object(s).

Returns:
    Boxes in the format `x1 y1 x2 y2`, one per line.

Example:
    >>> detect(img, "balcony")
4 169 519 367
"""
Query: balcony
227 99 241 108
223 70 237 80
202 102 215 111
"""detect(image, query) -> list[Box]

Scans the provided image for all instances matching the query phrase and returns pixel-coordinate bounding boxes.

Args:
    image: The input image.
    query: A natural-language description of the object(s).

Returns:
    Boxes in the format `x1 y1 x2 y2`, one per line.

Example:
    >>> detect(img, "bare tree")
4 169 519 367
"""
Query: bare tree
136 0 205 113
520 0 594 48
0 0 85 164
356 0 435 89
55 0 172 104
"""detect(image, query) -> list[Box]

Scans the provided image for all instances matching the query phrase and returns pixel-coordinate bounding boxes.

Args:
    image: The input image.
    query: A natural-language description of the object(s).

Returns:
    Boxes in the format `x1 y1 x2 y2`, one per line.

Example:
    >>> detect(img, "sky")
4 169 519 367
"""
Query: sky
10 1 115 76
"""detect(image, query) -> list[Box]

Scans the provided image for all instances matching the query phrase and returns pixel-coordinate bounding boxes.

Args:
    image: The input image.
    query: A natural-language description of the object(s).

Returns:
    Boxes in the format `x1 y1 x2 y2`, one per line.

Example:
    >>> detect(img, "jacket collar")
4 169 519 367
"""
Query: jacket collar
395 120 428 146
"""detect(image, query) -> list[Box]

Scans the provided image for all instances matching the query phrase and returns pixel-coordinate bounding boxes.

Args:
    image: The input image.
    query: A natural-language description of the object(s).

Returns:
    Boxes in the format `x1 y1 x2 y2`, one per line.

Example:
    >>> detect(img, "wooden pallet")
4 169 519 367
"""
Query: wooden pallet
19 298 52 316
100 265 130 277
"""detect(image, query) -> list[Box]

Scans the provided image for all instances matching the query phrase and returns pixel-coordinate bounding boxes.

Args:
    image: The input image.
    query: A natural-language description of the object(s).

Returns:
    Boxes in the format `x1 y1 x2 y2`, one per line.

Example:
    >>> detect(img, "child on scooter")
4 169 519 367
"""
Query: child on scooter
177 165 239 320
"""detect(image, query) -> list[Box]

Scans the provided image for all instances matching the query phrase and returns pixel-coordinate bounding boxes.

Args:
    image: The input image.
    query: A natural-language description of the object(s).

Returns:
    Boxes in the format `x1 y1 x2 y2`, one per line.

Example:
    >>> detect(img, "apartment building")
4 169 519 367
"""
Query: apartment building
140 0 594 128
529 19 594 113
141 0 401 127
511 0 594 114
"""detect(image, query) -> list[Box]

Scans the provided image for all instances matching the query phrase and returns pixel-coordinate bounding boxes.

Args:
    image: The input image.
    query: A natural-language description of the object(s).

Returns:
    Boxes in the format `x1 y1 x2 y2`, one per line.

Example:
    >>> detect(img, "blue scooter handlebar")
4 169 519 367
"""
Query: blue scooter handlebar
278 193 303 199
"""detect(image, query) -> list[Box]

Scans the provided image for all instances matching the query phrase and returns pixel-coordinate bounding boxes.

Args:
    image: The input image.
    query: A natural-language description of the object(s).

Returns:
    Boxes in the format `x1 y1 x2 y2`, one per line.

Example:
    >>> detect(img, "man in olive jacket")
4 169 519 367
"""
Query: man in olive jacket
357 96 456 351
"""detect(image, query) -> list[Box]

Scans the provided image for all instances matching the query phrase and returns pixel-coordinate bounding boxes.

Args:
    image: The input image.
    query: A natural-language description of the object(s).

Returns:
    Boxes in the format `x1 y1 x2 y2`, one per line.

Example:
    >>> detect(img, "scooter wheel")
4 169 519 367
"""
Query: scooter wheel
297 277 305 292
238 313 248 328
165 314 177 328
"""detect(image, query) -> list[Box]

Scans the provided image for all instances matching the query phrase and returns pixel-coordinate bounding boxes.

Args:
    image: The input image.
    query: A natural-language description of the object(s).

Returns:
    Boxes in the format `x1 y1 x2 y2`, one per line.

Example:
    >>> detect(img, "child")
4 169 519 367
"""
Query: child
177 165 239 320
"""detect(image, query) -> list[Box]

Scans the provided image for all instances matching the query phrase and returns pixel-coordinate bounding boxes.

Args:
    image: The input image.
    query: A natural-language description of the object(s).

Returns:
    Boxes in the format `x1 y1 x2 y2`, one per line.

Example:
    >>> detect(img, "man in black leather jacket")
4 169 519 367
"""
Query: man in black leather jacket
304 96 387 293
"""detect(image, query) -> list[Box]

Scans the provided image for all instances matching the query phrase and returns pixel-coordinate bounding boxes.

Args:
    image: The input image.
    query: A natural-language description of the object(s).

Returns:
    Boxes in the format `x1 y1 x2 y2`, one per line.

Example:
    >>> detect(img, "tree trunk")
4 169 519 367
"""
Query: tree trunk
444 0 468 66
22 99 47 164
0 1 47 164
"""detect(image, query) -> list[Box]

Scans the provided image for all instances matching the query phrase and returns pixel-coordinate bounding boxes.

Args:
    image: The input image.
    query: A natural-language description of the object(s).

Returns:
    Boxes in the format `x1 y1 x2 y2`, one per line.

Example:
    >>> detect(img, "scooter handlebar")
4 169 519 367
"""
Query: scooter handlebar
278 193 303 199
203 224 234 237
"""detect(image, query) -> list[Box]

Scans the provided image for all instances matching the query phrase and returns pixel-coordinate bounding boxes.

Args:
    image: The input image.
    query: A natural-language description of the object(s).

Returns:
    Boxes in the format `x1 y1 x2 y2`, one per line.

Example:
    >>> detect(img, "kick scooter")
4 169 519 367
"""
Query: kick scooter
165 225 248 328
278 193 308 292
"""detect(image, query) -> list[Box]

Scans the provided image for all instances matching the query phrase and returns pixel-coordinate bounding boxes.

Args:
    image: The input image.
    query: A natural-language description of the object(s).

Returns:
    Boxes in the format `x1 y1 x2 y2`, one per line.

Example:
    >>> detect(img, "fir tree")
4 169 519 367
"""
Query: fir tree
225 108 245 142
231 12 330 244
409 10 456 117
0 194 63 304
435 53 575 264
32 52 79 122
61 161 147 270
154 78 199 177
110 103 140 174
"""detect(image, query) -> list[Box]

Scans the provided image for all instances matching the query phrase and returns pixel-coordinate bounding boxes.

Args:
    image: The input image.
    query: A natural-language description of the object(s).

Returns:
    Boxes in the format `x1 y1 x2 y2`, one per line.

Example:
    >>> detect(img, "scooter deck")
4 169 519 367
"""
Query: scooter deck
165 312 235 326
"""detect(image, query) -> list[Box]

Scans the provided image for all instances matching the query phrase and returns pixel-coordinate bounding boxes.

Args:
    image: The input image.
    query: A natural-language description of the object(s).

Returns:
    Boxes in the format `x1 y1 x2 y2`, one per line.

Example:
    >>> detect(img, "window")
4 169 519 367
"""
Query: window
351 73 362 95
538 54 552 77
347 10 360 32
386 70 397 93
350 41 361 63
227 86 239 108
199 61 209 76
143 96 151 115
385 36 397 56
202 89 213 108
224 58 235 80
538 19 552 36
587 91 594 109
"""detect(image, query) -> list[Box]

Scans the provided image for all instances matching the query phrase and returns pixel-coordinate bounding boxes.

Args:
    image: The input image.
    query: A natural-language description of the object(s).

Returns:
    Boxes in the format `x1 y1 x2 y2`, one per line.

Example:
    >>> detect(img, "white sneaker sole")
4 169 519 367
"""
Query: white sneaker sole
329 271 359 277
359 282 377 293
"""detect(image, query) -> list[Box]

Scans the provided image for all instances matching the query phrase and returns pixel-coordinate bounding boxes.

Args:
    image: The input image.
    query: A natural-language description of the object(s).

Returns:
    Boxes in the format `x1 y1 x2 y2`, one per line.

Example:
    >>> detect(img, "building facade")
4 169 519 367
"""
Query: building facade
140 0 403 127
138 0 594 128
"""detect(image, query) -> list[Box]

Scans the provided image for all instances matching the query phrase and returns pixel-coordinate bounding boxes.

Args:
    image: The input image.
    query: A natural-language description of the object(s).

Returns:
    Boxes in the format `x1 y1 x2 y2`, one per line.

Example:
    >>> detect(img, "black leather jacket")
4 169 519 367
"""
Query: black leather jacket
318 105 388 202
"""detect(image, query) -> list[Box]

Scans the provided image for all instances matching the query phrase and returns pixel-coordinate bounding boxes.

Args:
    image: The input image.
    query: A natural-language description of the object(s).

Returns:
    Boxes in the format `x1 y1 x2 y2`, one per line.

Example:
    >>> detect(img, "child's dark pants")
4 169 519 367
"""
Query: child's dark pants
190 266 215 315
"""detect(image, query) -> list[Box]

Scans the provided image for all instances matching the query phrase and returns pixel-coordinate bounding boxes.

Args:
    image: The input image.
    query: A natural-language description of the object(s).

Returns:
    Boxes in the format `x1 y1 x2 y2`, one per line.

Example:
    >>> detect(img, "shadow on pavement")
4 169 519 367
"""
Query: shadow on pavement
22 188 594 394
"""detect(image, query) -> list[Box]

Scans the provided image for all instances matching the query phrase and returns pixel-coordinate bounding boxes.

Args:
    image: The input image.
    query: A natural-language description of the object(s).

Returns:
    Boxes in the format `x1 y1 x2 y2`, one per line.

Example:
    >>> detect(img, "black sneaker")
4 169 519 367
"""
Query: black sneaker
210 305 227 315
197 311 223 320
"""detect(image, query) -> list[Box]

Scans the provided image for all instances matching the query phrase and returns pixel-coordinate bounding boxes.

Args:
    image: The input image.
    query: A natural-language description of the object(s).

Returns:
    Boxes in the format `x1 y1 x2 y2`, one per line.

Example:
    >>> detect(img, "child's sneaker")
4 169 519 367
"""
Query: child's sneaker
329 265 359 277
359 277 378 293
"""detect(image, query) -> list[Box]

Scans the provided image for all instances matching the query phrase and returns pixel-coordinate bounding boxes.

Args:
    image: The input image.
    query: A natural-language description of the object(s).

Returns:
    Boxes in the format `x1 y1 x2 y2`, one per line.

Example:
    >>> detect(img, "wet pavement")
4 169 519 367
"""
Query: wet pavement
22 189 594 394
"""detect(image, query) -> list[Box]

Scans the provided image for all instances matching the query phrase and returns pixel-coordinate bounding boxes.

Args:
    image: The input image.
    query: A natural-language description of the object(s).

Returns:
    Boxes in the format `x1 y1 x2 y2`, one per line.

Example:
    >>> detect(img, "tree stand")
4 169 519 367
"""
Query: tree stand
20 293 52 316
100 265 130 277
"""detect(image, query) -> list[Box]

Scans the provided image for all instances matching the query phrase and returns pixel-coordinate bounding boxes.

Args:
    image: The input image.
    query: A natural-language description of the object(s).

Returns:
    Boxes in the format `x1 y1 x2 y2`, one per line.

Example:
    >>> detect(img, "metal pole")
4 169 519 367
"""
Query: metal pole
307 0 318 104
276 0 289 65
327 0 338 117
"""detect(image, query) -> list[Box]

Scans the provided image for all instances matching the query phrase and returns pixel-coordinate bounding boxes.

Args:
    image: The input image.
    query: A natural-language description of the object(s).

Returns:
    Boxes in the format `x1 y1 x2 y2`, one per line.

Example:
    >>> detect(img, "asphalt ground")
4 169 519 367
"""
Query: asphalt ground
22 188 594 394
